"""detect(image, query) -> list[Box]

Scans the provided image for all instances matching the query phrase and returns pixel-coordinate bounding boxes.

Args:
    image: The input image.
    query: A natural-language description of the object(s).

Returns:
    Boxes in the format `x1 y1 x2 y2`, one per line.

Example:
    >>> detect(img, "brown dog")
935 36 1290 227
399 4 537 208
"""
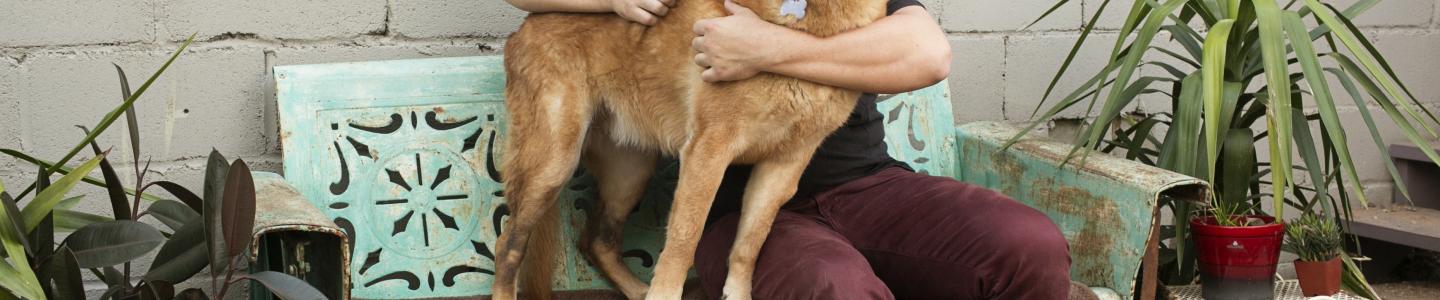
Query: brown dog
494 0 887 299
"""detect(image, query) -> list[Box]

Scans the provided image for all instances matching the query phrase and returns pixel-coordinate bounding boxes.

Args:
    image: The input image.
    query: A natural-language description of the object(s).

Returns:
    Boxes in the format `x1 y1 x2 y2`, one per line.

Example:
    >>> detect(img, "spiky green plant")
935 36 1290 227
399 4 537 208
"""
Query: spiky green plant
1285 213 1343 262
1015 0 1440 297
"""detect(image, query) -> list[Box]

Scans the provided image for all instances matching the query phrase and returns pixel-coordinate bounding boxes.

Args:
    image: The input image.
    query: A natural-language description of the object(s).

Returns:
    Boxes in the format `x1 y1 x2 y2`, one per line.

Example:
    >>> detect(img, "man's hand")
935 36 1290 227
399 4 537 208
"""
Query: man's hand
610 0 674 25
692 1 807 82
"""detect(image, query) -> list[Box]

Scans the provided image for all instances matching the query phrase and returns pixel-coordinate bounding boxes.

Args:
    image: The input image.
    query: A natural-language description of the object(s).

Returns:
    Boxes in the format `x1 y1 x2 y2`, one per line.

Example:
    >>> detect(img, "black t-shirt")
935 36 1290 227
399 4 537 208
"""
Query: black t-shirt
709 0 924 223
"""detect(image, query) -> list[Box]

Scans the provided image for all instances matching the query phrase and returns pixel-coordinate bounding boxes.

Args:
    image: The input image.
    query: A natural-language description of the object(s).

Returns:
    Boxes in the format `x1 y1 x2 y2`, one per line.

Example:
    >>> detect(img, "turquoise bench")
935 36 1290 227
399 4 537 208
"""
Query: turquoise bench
250 56 1207 299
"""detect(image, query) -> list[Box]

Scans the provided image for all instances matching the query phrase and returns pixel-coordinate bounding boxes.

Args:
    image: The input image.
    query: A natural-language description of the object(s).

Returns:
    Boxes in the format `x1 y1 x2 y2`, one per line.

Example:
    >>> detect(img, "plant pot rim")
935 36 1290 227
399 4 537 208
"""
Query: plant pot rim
1191 215 1283 236
1294 257 1342 264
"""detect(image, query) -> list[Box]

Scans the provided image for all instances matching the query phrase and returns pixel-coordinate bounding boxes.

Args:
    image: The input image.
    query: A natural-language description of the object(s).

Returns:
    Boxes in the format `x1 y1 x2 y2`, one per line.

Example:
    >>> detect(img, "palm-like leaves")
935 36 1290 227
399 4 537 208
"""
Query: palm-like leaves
1019 0 1439 297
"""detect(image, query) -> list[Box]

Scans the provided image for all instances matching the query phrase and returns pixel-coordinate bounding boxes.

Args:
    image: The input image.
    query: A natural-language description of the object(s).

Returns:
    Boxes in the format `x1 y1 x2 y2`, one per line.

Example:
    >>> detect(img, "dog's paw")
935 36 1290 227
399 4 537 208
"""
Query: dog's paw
719 284 752 300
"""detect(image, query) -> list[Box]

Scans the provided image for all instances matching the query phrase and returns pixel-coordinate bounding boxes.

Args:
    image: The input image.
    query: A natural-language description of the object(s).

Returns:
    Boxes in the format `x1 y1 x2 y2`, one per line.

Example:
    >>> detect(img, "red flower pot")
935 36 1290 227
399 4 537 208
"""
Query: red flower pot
1294 257 1342 296
1191 216 1284 300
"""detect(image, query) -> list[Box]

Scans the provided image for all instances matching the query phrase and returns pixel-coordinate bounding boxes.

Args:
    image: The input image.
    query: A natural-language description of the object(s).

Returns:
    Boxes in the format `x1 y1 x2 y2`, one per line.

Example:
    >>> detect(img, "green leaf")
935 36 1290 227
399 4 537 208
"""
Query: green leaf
22 154 107 231
237 271 327 300
1290 107 1329 214
55 196 84 211
202 150 231 279
112 64 141 165
175 288 206 300
1202 19 1236 182
137 280 175 300
221 159 256 259
0 260 44 300
0 181 44 300
1220 129 1258 210
1306 0 1438 138
62 220 164 268
0 149 169 204
145 200 199 232
145 219 208 283
42 35 194 178
53 210 112 233
50 247 84 300
0 189 29 257
1254 0 1294 220
1341 252 1380 299
1031 0 1112 118
1076 0 1188 164
95 156 132 221
147 182 202 213
1333 55 1440 194
1283 11 1364 212
1327 67 1413 204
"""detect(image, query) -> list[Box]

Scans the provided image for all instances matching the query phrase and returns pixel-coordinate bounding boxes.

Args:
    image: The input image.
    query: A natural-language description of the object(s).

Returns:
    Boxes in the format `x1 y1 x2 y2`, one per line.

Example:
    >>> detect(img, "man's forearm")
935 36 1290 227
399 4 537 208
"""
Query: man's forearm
766 7 950 94
505 0 608 13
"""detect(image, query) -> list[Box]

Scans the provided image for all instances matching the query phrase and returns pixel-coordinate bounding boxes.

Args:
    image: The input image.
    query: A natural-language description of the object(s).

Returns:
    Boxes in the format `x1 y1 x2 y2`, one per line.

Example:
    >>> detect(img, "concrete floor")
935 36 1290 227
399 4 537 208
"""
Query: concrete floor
1373 281 1440 300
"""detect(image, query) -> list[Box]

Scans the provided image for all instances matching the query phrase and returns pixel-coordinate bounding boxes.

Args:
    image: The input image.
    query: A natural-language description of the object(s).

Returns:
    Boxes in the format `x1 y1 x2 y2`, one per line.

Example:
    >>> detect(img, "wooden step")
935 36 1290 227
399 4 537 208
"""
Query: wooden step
1348 206 1440 251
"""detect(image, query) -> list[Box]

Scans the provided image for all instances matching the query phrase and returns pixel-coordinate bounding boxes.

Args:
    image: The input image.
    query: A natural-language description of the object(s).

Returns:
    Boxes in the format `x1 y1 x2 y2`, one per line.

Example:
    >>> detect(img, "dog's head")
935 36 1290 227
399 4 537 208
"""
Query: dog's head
730 0 888 37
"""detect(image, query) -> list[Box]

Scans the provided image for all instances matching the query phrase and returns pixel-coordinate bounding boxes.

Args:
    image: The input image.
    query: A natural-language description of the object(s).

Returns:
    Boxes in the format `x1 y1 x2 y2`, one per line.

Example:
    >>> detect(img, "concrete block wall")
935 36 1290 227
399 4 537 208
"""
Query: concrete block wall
1 0 1438 294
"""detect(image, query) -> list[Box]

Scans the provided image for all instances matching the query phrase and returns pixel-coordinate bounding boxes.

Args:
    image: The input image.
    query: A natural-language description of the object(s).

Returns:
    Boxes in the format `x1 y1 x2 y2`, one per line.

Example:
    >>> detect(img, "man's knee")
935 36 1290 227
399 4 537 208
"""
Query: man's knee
989 205 1072 297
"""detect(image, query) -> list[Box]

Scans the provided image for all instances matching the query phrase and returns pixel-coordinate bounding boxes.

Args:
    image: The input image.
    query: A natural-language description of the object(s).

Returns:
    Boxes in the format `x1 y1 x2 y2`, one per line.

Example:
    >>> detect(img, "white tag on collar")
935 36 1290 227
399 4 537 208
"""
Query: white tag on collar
779 0 807 20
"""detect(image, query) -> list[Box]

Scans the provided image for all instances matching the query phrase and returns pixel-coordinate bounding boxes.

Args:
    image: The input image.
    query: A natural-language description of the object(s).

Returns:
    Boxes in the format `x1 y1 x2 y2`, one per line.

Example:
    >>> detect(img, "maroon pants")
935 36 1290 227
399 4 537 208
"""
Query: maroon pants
695 167 1072 299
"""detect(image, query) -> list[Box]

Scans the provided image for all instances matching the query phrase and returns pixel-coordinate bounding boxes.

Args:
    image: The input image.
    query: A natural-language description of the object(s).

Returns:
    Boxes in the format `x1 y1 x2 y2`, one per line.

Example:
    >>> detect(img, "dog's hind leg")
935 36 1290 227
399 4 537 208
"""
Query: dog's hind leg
720 150 814 300
580 134 659 300
646 130 740 300
492 77 594 300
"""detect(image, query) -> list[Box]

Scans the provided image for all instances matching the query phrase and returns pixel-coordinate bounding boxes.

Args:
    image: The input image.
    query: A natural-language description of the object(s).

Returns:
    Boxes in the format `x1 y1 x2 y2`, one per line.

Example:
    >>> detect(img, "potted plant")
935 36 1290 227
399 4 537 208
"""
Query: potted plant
1191 210 1284 299
1017 0 1440 298
1285 213 1344 296
0 36 325 299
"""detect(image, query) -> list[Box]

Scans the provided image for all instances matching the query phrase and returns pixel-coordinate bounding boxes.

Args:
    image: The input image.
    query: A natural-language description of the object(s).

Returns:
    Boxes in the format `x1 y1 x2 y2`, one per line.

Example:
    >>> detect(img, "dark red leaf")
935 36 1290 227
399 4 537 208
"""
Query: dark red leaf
220 159 256 259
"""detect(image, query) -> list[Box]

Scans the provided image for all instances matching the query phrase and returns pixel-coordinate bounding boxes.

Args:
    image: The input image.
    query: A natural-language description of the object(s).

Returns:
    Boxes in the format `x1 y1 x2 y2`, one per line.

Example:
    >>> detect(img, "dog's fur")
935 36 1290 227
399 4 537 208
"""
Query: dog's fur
493 0 886 299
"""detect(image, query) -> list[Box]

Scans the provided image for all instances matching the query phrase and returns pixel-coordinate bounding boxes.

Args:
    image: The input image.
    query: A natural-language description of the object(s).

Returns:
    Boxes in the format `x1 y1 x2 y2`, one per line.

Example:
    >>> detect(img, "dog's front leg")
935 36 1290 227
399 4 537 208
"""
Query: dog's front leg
721 150 813 300
646 133 737 300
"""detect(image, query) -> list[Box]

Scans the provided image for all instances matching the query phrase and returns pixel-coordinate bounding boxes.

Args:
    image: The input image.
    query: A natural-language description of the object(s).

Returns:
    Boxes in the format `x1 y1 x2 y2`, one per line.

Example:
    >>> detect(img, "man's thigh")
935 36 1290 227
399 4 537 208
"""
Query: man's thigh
814 167 1072 299
695 211 893 300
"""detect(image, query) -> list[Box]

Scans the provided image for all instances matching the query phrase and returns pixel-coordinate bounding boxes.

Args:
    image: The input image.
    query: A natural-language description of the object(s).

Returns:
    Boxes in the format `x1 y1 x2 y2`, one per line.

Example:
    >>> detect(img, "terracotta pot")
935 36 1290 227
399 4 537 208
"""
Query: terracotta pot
1294 257 1342 296
1191 216 1285 300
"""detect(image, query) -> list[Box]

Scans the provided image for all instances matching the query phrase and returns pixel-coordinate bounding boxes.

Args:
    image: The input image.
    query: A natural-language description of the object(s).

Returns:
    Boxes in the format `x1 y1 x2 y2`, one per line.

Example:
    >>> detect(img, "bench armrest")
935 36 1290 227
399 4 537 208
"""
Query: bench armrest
250 172 352 299
952 121 1209 299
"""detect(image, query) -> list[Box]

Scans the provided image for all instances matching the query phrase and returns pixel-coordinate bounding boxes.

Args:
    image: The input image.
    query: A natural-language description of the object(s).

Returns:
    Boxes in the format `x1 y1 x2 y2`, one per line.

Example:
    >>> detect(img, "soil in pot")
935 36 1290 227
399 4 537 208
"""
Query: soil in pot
1294 257 1342 296
1192 216 1285 300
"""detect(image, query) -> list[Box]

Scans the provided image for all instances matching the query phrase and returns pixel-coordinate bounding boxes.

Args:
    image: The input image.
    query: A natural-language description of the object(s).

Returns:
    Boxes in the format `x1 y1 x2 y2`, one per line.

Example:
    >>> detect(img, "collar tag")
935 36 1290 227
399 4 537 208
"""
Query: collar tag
779 0 807 20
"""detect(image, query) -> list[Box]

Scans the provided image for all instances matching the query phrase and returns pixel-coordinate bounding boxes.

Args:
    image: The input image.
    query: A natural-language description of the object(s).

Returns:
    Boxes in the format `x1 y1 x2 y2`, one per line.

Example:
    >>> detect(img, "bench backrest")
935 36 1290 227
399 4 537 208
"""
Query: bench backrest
274 56 956 298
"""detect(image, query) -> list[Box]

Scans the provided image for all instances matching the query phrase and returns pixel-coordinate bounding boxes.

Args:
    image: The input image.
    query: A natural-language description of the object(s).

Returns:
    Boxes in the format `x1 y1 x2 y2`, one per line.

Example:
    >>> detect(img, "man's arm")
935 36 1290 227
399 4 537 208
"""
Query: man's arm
505 0 673 25
693 3 950 94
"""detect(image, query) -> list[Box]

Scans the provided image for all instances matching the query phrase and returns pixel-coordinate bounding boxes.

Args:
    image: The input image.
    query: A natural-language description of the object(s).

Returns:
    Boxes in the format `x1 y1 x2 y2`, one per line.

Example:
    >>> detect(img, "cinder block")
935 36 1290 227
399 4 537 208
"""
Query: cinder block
1364 31 1440 105
1081 0 1136 31
0 0 153 47
947 35 1006 124
1330 0 1433 28
1 62 21 171
159 0 387 41
13 47 270 165
943 0 1081 32
391 0 528 38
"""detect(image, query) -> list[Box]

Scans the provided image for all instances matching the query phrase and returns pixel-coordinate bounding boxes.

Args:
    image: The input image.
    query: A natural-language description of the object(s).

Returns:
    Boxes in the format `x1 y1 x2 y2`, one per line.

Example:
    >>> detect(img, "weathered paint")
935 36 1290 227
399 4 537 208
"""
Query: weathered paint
251 172 353 300
955 121 1210 299
267 56 1205 299
875 81 958 178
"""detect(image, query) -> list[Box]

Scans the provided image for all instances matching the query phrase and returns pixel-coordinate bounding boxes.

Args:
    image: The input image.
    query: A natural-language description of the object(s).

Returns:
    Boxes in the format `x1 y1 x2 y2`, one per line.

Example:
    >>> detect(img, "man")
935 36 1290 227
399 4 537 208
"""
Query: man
503 0 1073 298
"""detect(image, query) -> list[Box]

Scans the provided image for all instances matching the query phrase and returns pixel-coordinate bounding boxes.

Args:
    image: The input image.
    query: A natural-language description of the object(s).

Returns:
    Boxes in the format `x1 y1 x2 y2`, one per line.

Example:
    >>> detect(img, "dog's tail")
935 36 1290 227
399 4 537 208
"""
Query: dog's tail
520 206 559 300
